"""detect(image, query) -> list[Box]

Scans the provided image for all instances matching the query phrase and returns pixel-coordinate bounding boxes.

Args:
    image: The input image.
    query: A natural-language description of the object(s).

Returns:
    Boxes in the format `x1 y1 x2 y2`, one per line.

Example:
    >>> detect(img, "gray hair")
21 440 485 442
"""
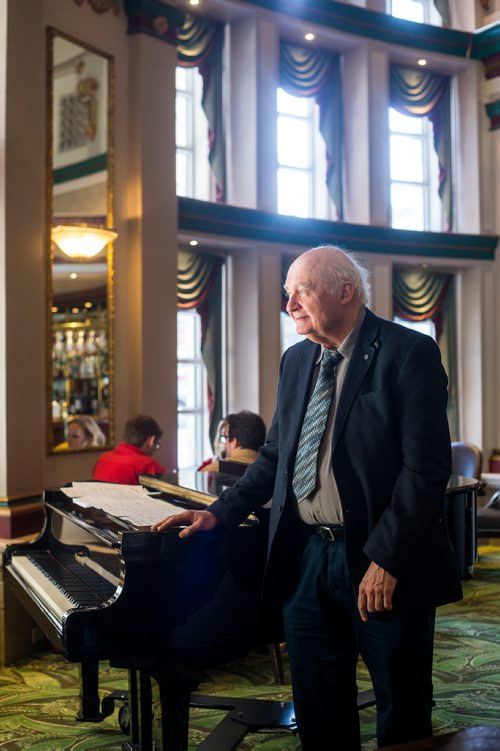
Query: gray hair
308 245 371 305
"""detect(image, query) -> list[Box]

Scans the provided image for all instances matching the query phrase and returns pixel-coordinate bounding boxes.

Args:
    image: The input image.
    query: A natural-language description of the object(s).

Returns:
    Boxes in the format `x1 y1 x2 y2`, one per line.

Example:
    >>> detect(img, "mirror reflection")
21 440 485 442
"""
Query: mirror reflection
48 30 114 452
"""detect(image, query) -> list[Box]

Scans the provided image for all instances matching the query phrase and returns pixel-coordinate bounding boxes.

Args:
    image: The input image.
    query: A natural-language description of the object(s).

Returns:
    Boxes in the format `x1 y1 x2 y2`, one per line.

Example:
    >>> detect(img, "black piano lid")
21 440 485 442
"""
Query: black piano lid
43 489 136 545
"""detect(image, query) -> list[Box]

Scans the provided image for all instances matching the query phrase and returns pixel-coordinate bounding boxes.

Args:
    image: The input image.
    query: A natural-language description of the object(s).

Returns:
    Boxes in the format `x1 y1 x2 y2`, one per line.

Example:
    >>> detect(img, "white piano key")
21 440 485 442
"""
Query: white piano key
9 555 77 622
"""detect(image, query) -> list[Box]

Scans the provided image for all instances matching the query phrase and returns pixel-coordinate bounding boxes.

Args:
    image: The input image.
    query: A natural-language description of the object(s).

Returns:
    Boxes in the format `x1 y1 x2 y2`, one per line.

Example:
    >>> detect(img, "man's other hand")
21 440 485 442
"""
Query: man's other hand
152 510 219 538
358 561 397 622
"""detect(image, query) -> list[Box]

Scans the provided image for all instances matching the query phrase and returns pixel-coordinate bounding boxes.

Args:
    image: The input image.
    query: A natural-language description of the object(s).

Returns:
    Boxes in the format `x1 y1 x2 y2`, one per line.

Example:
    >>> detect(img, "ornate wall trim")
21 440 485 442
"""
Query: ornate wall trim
482 53 500 80
485 100 500 131
123 0 185 45
0 495 44 538
74 0 121 15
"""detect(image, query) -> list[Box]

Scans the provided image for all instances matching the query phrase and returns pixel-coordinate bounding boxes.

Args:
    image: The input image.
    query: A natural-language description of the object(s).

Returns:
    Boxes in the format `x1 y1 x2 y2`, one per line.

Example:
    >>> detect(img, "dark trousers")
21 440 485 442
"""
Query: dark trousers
283 534 435 750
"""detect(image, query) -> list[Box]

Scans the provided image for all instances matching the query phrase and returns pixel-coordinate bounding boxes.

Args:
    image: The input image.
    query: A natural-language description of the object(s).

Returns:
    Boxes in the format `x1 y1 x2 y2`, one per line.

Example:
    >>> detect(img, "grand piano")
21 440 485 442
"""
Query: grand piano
3 471 285 750
5 470 474 749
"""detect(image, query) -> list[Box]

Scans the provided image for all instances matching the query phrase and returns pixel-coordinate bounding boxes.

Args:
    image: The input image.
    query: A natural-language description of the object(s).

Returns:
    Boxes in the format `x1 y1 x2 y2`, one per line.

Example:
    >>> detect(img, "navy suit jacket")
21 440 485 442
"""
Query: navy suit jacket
210 308 463 614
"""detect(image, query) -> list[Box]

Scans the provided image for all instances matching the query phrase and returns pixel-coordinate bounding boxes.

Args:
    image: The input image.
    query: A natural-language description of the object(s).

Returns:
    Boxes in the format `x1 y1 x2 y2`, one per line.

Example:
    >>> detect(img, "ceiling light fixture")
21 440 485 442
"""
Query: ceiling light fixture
304 32 315 41
51 224 118 260
417 58 427 66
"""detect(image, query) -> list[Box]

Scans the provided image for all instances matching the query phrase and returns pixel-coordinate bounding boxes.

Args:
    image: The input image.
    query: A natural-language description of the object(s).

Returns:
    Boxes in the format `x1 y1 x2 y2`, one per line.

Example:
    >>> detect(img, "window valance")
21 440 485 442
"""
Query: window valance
177 250 223 308
393 269 450 321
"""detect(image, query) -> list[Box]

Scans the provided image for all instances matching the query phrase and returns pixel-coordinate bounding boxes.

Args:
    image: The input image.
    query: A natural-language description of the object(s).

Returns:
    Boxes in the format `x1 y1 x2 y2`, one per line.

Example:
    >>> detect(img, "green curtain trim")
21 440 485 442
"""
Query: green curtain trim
177 250 221 307
177 13 219 64
280 43 335 95
393 269 450 320
390 65 449 116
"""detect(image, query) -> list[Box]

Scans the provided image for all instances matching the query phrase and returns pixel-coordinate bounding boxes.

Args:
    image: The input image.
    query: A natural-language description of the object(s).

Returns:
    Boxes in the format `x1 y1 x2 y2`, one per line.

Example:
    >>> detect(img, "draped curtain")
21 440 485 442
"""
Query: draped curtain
434 0 451 27
390 64 452 230
177 15 226 202
393 269 458 439
280 43 343 219
177 251 224 443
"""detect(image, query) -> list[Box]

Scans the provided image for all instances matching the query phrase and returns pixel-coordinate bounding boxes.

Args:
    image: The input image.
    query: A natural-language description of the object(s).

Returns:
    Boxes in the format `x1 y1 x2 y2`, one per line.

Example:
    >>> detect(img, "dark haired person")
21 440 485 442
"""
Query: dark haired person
200 410 266 472
93 414 165 484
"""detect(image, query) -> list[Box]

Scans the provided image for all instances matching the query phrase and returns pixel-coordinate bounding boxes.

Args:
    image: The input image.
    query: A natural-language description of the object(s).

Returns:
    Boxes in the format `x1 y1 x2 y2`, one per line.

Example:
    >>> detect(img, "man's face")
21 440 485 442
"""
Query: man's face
220 424 237 458
285 258 343 345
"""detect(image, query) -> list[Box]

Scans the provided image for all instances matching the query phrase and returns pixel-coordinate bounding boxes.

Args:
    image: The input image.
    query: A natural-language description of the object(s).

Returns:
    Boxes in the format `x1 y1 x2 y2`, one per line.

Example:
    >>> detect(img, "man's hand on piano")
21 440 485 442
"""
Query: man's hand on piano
152 510 219 538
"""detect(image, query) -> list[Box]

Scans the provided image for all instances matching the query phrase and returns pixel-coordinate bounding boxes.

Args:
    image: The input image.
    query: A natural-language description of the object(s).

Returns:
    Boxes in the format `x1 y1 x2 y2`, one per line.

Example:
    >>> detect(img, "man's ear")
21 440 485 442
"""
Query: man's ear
340 281 354 304
144 435 156 450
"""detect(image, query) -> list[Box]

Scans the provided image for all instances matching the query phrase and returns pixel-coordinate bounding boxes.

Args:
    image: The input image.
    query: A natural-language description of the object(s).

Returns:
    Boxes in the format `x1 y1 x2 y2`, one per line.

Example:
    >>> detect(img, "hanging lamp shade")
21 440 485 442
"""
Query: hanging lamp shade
51 224 118 260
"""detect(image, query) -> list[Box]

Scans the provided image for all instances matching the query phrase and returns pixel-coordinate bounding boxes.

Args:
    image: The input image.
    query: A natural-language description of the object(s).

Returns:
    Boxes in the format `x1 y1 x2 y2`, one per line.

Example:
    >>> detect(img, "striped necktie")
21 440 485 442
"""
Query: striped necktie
292 348 343 502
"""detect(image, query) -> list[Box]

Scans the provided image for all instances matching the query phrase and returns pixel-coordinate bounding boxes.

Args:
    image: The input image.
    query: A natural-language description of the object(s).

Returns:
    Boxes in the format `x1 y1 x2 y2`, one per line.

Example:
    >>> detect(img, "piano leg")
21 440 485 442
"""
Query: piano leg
77 659 101 720
125 662 201 751
151 663 201 751
125 667 154 748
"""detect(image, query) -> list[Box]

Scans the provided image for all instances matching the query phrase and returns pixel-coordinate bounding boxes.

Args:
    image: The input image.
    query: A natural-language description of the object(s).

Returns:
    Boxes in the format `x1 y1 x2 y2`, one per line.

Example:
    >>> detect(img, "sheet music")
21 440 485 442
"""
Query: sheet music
61 482 186 527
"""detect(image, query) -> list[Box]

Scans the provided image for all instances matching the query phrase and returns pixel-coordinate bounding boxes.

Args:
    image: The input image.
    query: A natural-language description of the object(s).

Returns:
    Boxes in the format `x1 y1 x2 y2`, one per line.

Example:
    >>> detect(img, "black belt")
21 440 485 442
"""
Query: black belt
312 524 345 542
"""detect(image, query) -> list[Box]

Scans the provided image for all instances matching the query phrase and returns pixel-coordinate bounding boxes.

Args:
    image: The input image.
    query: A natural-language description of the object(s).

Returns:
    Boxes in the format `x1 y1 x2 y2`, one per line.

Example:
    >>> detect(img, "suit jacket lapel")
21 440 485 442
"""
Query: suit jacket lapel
332 310 381 451
287 341 320 457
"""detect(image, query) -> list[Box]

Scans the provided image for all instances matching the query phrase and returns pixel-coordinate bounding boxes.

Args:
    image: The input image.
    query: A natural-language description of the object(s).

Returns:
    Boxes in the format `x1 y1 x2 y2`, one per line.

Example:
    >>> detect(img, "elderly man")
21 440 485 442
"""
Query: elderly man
153 246 461 749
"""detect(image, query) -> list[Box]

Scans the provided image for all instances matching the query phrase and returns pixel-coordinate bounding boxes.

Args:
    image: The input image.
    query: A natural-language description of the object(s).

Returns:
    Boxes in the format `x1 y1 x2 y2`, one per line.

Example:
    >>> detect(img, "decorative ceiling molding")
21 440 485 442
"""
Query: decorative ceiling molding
472 23 500 62
243 0 475 59
123 0 185 44
74 0 120 15
178 198 497 262
239 0 500 64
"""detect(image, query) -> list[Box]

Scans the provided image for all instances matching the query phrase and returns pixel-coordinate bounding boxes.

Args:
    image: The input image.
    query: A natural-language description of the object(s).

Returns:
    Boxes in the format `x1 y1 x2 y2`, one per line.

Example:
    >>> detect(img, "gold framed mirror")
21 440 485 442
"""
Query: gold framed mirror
47 28 115 454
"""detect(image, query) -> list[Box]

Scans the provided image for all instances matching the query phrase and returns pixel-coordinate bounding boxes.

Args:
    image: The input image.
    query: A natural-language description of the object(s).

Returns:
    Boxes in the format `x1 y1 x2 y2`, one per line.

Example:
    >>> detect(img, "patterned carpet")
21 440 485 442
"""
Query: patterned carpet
0 546 499 750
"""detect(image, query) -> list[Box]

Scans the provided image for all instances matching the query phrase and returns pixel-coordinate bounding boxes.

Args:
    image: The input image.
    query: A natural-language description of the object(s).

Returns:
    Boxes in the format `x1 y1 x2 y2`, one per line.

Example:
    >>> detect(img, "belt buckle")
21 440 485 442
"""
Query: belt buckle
318 525 335 541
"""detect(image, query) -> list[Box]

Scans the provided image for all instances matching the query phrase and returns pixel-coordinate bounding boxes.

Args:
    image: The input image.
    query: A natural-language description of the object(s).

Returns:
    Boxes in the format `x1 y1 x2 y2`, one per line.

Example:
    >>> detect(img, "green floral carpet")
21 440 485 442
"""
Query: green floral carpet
0 546 499 750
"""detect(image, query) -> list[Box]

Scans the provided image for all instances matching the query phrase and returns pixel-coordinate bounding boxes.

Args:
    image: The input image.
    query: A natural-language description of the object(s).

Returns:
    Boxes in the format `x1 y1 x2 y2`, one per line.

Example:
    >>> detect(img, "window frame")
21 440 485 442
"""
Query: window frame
388 107 442 232
388 0 442 25
276 87 337 221
175 65 211 201
176 308 212 471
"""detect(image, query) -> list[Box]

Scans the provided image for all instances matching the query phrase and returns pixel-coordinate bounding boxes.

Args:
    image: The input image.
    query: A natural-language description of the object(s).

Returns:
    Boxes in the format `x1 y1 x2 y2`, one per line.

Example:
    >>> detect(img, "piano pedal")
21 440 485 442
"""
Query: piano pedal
118 702 130 735
77 689 130 724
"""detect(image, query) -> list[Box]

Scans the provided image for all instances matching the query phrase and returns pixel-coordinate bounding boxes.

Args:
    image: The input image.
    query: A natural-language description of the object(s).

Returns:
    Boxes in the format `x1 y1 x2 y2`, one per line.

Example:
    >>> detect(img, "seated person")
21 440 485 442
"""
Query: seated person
92 414 165 484
54 416 106 452
200 410 266 472
197 419 228 470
